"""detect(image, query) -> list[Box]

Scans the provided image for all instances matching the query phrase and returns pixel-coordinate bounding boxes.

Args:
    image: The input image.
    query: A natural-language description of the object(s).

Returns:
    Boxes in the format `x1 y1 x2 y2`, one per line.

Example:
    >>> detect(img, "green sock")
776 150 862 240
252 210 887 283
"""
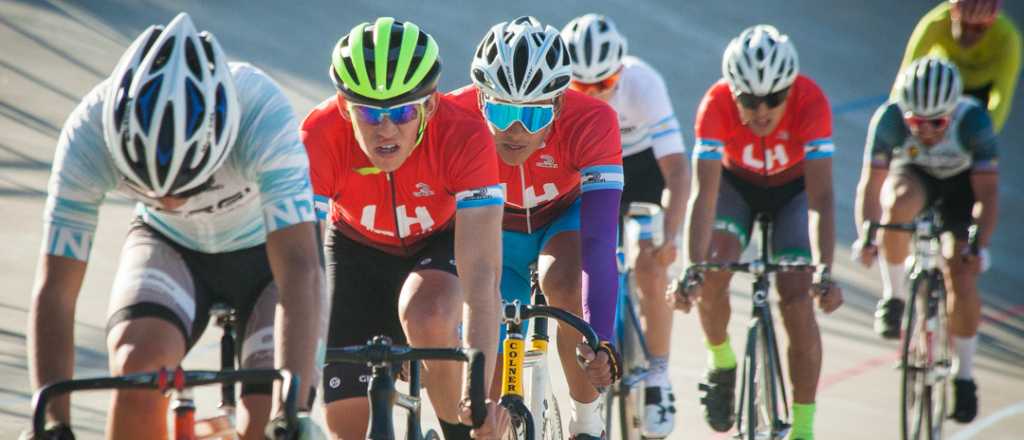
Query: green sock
790 403 816 439
705 338 737 370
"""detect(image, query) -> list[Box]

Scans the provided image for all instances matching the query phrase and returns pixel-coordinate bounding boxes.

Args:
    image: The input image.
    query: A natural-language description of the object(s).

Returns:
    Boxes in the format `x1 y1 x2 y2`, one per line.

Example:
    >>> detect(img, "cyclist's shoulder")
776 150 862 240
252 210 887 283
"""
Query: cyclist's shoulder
620 56 664 83
301 96 346 137
868 101 908 142
445 84 480 111
953 98 996 142
990 13 1023 50
229 62 290 109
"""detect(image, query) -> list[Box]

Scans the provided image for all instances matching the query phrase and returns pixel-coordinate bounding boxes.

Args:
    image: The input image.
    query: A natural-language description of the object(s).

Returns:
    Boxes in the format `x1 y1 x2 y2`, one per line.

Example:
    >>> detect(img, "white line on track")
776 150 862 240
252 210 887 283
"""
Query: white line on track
949 400 1024 440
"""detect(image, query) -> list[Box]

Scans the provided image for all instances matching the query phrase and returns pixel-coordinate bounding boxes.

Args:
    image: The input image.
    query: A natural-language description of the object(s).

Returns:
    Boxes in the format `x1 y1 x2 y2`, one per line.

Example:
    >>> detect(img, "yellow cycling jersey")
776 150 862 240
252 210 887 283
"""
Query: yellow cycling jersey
892 2 1021 133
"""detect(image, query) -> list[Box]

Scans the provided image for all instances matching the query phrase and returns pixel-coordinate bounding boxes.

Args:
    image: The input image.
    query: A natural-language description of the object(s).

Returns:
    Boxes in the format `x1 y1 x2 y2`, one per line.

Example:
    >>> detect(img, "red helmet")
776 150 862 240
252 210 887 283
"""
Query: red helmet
950 0 1001 24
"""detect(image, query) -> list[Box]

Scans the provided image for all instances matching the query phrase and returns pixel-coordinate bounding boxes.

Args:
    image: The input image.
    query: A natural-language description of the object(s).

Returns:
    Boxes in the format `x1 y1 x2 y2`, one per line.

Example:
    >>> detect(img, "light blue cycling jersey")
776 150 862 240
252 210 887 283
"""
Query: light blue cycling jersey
43 63 315 261
608 56 685 159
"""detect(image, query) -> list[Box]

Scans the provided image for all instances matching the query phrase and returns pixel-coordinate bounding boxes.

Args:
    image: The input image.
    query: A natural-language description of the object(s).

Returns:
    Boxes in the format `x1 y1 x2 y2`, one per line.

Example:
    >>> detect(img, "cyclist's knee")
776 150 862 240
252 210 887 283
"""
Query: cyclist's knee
107 318 185 375
325 398 369 439
401 293 459 343
237 394 272 440
540 265 582 304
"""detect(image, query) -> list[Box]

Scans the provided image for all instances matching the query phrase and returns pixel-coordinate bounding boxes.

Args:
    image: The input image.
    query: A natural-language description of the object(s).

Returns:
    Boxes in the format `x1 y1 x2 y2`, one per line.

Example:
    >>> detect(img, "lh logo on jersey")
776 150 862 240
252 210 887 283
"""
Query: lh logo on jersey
742 143 790 171
360 204 436 238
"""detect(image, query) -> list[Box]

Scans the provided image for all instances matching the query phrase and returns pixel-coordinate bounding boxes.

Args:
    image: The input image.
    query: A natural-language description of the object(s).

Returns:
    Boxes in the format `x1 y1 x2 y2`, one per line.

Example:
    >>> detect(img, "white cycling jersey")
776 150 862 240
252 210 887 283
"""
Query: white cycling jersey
608 56 685 159
43 63 315 261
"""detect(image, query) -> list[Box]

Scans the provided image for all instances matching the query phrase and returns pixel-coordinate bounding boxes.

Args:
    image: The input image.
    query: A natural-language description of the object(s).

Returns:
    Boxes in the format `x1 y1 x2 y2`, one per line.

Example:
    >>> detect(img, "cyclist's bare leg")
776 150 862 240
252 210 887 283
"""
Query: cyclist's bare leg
325 398 370 439
879 173 927 266
106 317 186 440
237 395 271 440
634 238 673 358
537 231 596 403
695 231 741 347
399 269 464 423
776 272 821 404
943 239 981 339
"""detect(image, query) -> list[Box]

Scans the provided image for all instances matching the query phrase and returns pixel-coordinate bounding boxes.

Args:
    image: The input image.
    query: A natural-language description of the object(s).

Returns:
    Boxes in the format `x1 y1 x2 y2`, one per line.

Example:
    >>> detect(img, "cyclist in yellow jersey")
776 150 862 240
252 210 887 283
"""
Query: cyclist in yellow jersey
892 0 1021 133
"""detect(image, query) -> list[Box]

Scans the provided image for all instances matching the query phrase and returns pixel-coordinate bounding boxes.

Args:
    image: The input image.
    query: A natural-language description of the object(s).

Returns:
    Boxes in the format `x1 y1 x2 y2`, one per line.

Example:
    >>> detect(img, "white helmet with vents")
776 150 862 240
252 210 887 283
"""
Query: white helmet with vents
722 24 799 96
470 16 573 102
103 12 239 198
561 14 628 83
896 56 963 118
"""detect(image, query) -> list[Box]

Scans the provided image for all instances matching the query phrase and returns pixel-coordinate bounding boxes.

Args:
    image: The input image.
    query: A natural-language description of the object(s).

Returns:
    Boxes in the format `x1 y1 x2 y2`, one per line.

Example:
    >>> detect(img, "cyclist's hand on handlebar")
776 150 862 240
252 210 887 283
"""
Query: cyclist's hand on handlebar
850 240 878 268
811 267 843 314
576 341 621 389
460 399 509 440
264 412 326 440
959 246 990 274
19 423 75 440
668 267 702 313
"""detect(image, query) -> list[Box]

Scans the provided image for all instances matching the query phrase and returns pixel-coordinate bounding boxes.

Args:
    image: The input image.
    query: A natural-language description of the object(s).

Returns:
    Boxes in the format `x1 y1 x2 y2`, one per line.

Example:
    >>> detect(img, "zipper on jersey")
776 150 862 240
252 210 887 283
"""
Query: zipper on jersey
519 164 532 234
386 172 407 254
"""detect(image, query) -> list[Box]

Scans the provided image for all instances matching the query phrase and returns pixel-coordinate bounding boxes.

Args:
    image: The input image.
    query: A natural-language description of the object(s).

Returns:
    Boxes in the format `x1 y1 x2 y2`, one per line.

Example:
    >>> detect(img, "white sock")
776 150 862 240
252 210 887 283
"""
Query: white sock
880 260 907 300
645 356 670 388
569 397 605 436
952 335 978 380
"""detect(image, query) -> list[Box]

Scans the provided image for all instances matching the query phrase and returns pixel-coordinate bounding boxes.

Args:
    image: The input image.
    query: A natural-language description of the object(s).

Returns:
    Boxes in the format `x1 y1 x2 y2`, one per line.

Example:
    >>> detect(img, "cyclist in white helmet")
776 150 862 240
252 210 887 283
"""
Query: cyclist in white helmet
854 56 998 423
671 24 843 440
449 16 624 440
25 12 326 439
561 13 690 439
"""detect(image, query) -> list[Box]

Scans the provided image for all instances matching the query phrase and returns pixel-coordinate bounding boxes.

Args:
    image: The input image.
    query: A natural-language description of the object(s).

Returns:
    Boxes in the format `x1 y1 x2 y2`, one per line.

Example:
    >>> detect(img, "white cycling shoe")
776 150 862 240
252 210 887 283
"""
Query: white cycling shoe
642 385 677 439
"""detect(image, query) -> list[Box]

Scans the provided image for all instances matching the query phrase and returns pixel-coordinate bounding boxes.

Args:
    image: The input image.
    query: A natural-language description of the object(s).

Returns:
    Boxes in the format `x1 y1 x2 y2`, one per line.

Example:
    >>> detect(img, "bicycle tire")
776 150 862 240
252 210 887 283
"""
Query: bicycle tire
901 272 934 440
618 276 646 440
423 429 441 440
739 318 761 440
503 401 535 440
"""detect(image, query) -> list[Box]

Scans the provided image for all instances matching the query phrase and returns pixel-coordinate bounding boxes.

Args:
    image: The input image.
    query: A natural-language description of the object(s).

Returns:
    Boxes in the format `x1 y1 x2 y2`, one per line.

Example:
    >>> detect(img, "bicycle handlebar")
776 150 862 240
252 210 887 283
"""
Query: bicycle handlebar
503 302 601 351
687 260 822 275
324 341 487 428
859 220 981 255
32 368 298 436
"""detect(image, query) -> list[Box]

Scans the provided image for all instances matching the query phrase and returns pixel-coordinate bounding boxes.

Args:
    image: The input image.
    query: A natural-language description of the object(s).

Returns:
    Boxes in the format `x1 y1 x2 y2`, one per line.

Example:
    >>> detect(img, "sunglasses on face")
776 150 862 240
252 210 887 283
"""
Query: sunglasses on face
735 87 790 110
904 113 952 131
569 71 622 95
347 96 430 126
482 99 555 134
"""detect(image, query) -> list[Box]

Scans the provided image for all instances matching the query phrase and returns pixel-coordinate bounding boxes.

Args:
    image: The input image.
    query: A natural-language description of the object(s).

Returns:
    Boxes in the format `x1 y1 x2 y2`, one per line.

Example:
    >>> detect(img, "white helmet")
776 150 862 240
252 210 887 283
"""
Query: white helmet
722 25 799 95
471 16 573 102
561 14 628 83
896 56 963 118
103 12 240 198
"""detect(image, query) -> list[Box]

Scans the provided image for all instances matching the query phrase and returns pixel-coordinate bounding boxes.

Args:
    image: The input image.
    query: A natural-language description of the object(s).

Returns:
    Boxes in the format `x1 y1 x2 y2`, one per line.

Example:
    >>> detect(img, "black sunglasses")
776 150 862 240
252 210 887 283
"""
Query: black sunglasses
735 87 791 110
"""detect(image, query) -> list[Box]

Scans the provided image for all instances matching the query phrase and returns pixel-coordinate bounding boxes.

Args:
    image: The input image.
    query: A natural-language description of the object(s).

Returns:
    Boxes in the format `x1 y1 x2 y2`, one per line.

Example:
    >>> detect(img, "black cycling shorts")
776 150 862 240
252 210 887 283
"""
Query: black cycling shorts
892 164 974 239
620 148 666 216
322 226 457 403
713 171 810 261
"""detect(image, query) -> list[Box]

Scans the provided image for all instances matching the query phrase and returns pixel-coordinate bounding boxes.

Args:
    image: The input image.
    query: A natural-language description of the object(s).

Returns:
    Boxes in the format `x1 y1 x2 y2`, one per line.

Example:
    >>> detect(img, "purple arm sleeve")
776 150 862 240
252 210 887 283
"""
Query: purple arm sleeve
580 188 622 342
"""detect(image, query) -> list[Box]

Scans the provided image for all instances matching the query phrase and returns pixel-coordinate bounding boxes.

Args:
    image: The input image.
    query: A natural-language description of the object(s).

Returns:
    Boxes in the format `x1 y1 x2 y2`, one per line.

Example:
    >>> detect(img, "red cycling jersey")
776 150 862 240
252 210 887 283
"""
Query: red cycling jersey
447 86 624 233
301 94 503 256
693 75 834 187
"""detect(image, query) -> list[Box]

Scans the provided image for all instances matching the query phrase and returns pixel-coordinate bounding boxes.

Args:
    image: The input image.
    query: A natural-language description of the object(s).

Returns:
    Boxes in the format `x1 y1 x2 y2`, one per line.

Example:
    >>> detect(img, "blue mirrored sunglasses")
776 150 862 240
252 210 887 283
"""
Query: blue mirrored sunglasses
482 100 555 134
348 96 429 125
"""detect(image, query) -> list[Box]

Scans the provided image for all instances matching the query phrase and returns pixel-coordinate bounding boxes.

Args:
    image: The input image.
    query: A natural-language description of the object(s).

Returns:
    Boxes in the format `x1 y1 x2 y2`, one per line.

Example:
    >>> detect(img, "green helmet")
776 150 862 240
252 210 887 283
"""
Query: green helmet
331 17 441 106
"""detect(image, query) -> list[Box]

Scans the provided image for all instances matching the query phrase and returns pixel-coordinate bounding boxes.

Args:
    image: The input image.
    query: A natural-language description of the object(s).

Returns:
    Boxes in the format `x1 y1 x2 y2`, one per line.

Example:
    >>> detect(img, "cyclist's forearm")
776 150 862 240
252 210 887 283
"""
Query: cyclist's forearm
455 205 503 392
659 155 690 241
809 191 836 265
580 189 621 342
29 255 86 423
685 192 715 264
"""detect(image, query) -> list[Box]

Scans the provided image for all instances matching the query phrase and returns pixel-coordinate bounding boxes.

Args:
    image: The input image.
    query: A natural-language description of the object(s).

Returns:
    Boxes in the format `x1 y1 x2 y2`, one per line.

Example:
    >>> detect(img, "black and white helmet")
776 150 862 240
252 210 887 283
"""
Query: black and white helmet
471 16 573 102
896 56 963 118
561 14 628 83
722 25 799 95
102 12 240 198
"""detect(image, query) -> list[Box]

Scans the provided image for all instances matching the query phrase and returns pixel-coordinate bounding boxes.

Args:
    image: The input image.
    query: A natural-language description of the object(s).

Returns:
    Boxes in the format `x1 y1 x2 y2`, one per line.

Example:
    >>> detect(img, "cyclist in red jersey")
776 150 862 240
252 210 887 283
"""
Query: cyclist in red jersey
670 25 843 440
449 17 623 440
300 18 507 440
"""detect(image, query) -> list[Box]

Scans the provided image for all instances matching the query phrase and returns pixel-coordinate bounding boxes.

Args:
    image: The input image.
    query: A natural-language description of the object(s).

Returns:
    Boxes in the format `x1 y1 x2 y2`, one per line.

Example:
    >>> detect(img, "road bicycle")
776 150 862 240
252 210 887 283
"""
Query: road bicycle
499 274 601 440
325 335 487 440
679 212 826 440
860 211 978 440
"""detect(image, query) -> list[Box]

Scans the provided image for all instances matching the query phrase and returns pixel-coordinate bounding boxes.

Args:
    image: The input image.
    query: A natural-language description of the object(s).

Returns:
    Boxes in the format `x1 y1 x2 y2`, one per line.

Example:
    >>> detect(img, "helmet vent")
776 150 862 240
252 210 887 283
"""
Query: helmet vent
542 75 570 94
200 34 217 75
130 134 152 183
496 66 511 93
135 75 163 132
113 68 133 129
513 38 530 86
184 38 203 79
599 42 610 62
140 28 163 59
214 84 227 144
184 78 205 139
151 37 176 72
525 68 543 95
547 39 562 69
156 104 176 172
583 28 593 65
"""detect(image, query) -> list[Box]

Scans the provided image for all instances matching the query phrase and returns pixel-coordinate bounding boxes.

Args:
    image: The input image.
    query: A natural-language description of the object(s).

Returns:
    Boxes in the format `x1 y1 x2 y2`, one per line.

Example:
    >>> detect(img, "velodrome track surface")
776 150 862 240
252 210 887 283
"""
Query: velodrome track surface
1 0 1022 438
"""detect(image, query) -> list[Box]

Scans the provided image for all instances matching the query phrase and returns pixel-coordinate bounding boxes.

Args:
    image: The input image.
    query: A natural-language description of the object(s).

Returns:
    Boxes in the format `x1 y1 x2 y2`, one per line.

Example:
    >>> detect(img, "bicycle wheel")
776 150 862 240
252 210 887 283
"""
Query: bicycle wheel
503 400 536 440
539 392 562 440
738 319 760 440
617 278 645 440
423 429 441 440
901 272 946 440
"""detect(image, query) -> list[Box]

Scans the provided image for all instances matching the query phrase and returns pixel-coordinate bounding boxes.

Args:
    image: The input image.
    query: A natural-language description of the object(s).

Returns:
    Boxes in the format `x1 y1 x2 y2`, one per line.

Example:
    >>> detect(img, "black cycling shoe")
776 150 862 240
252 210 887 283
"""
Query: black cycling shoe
699 367 737 432
950 378 979 423
874 297 905 340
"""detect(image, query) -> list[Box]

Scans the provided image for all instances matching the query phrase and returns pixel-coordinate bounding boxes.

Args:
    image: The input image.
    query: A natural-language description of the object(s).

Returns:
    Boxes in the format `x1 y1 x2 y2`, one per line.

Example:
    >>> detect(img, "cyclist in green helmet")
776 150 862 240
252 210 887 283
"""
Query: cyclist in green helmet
302 17 508 439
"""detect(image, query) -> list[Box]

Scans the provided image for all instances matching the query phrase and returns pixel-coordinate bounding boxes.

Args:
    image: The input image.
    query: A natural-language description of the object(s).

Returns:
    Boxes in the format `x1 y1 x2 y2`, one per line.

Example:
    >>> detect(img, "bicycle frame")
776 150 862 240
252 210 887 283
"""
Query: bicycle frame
324 336 486 440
